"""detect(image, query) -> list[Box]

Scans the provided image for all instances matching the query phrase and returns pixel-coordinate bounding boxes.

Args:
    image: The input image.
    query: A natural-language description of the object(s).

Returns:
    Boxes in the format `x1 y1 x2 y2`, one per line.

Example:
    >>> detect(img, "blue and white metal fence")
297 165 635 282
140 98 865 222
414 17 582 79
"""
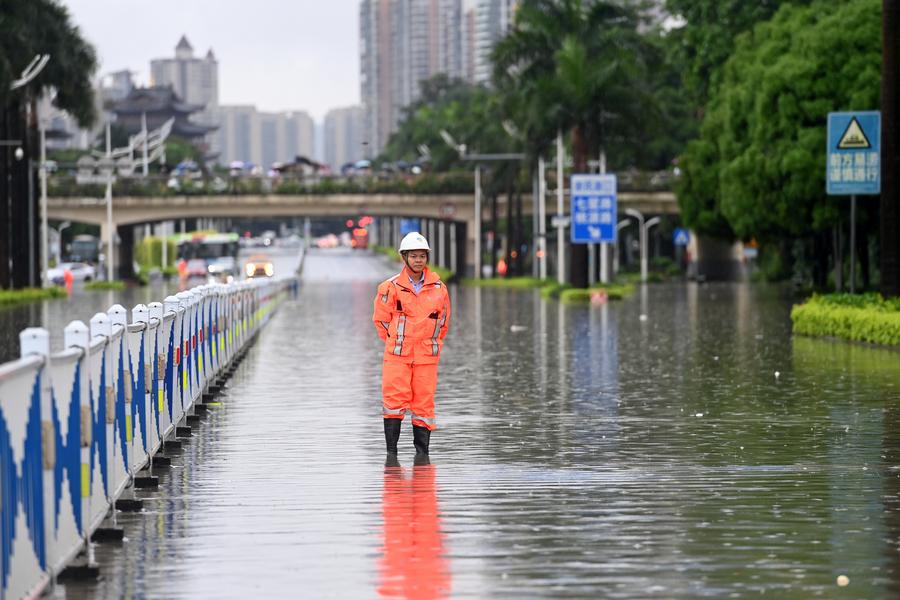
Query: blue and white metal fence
0 277 296 599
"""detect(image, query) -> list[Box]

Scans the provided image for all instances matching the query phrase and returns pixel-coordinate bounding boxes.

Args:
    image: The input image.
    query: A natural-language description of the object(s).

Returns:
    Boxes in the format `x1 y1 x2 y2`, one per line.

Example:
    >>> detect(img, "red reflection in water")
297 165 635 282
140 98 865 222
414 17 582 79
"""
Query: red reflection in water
379 462 450 599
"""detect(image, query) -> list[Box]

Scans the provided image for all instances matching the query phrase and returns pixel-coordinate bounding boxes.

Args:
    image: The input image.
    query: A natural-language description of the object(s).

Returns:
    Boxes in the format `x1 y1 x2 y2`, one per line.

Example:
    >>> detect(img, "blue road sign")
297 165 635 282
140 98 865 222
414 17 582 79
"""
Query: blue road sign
399 218 421 236
673 228 690 246
571 174 617 244
827 111 880 195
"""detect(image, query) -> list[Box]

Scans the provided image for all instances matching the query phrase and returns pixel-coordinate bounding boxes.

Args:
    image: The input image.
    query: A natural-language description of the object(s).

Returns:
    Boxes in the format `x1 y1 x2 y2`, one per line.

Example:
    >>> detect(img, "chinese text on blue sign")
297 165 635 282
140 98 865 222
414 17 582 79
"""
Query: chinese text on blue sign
571 174 617 244
826 111 880 195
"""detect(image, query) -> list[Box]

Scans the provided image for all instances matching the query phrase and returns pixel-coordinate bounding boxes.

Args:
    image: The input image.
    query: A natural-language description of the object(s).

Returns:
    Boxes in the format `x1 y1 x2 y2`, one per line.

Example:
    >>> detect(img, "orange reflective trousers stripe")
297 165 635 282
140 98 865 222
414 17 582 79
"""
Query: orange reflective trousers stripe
382 361 438 430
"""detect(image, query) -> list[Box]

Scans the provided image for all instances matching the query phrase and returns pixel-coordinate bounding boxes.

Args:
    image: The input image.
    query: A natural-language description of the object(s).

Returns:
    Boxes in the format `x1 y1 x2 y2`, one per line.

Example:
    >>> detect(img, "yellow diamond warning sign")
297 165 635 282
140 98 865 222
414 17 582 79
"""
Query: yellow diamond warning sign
837 117 871 149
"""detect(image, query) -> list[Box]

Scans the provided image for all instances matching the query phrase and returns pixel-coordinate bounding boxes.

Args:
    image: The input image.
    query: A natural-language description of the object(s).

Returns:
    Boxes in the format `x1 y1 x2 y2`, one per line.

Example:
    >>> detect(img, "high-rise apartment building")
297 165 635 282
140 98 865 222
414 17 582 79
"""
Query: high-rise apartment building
474 0 517 84
216 106 315 168
217 106 260 166
151 36 219 152
360 0 464 153
324 106 365 170
259 111 316 168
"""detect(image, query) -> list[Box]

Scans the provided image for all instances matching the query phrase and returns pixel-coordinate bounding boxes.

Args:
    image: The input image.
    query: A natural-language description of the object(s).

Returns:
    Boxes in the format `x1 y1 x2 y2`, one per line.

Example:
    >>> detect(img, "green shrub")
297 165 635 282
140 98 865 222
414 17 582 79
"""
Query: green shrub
85 280 126 291
462 277 550 289
540 283 572 299
559 282 636 303
135 236 177 270
791 293 900 346
0 287 67 306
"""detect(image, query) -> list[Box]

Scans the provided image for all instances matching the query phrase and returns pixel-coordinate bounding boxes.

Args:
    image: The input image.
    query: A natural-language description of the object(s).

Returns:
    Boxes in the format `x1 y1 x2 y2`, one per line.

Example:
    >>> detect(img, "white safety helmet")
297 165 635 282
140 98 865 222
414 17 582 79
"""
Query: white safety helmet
398 232 431 253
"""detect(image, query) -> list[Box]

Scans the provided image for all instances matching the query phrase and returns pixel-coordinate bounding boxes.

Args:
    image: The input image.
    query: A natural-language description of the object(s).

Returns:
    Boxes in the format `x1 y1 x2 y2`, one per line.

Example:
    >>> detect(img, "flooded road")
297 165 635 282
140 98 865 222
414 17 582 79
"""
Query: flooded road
47 248 900 598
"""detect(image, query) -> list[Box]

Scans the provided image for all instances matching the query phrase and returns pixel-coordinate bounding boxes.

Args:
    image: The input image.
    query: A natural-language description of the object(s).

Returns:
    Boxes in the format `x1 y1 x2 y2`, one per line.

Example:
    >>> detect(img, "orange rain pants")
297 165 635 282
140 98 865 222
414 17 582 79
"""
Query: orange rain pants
373 266 450 431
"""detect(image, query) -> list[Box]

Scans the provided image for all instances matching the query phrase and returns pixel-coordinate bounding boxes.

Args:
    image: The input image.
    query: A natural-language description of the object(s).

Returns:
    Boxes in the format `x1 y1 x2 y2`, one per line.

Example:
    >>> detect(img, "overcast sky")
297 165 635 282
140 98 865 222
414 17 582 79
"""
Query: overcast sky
62 0 361 122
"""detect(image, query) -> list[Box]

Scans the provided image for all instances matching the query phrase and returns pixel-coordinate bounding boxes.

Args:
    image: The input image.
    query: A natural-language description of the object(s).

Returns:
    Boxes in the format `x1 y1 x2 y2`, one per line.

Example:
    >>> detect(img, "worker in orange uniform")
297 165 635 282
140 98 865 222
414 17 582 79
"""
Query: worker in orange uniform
373 232 450 457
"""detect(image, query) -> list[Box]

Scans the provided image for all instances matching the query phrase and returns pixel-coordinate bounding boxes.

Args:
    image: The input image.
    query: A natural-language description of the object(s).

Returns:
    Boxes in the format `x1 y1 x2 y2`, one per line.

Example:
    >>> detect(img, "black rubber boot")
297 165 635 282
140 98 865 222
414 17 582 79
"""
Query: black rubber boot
384 418 401 455
412 425 431 456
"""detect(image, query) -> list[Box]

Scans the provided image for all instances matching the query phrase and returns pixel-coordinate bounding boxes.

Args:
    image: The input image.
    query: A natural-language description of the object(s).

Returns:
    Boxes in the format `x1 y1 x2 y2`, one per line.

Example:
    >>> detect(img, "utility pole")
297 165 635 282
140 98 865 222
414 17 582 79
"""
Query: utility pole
882 0 899 296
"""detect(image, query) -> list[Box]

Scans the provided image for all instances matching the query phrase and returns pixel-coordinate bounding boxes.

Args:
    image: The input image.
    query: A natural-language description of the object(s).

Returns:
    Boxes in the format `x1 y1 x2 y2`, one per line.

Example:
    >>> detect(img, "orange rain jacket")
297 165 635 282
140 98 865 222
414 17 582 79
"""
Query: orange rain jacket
373 267 451 364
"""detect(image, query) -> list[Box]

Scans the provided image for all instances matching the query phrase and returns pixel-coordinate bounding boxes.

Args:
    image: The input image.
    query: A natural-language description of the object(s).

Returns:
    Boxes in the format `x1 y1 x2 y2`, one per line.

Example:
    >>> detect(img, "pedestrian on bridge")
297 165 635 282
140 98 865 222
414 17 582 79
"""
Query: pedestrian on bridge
373 232 451 458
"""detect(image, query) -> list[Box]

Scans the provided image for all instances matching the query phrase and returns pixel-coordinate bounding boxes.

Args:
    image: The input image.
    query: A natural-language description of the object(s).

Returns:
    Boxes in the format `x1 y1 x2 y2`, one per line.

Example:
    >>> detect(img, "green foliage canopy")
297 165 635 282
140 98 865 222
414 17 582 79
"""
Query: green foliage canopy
379 75 513 171
664 0 813 106
677 0 881 242
0 0 98 126
492 0 653 168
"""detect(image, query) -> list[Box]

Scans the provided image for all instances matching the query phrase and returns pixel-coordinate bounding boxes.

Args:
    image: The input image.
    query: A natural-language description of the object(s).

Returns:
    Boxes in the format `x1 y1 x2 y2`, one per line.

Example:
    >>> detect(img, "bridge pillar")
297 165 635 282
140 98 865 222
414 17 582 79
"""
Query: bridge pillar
117 224 136 281
686 232 747 281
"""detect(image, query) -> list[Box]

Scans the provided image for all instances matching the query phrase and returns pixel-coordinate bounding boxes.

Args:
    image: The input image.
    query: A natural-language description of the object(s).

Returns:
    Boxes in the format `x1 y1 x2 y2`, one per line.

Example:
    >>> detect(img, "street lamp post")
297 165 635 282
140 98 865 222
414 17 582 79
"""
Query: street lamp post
538 156 547 280
39 119 50 287
75 116 173 281
103 122 115 281
440 129 525 280
644 216 661 282
624 208 648 282
474 165 482 279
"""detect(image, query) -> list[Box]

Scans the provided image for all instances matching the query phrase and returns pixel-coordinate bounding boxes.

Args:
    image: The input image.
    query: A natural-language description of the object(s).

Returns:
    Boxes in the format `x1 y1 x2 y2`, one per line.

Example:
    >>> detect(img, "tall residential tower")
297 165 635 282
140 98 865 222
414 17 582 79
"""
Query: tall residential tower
360 0 464 154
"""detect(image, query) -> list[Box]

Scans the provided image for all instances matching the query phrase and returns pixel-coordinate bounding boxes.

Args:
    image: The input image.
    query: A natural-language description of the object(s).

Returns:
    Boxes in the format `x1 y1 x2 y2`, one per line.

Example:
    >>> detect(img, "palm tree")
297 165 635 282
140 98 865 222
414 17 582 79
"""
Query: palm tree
492 0 654 286
0 0 97 288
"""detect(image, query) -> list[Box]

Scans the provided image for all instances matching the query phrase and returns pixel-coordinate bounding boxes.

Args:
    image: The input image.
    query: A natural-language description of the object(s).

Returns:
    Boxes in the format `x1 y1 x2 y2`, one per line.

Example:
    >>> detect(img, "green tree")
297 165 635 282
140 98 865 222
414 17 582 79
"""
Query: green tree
379 76 511 171
677 0 881 260
664 0 813 108
0 0 98 126
493 0 653 168
492 0 654 286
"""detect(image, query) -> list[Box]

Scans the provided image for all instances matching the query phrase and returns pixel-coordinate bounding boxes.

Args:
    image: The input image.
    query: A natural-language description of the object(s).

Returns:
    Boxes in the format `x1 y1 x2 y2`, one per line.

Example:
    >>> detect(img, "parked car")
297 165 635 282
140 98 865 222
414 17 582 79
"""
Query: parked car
47 262 96 285
244 255 274 278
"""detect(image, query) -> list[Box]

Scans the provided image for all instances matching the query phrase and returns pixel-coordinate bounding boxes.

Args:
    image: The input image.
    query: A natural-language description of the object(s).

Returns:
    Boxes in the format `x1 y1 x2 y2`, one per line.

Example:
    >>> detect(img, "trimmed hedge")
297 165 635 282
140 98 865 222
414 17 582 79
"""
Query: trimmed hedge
462 277 549 289
791 293 900 346
0 287 67 306
85 280 126 291
559 283 636 303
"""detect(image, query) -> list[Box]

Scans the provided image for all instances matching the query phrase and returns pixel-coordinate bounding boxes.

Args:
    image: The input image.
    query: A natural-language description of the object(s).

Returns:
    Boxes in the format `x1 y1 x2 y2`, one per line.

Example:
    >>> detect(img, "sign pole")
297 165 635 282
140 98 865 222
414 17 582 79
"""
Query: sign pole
850 194 857 294
827 111 880 294
599 150 609 283
556 132 565 285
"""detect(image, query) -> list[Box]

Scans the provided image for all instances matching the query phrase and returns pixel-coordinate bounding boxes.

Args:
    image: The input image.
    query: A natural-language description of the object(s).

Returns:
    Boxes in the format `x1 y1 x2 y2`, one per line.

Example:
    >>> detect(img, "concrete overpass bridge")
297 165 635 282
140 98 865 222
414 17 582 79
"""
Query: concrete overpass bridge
48 191 679 277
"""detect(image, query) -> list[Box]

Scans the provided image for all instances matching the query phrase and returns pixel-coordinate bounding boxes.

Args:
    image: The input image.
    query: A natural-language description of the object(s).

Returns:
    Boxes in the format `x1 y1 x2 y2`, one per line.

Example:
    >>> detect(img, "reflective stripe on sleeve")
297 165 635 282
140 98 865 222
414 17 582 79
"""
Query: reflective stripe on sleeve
392 315 406 356
430 312 446 356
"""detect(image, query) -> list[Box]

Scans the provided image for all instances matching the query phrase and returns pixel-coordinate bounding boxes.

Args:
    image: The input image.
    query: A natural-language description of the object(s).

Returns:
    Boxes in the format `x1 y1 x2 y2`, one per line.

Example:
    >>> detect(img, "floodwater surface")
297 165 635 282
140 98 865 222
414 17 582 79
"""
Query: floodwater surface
44 248 900 598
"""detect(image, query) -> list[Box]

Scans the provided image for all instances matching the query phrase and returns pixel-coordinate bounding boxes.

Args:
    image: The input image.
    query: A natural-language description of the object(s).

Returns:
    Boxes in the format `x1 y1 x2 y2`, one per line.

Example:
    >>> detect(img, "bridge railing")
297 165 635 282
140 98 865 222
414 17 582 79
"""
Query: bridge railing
0 276 298 599
47 169 677 198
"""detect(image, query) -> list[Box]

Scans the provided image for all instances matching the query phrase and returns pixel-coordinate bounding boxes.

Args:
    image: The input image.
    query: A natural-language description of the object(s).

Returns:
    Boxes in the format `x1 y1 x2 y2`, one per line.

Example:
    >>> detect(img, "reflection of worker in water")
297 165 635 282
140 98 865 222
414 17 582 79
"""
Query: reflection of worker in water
379 462 450 599
373 232 450 457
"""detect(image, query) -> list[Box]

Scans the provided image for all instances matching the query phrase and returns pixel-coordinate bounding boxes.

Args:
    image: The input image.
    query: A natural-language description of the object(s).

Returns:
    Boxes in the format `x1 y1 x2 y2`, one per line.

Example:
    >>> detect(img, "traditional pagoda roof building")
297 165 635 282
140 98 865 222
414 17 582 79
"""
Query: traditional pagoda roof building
106 85 217 141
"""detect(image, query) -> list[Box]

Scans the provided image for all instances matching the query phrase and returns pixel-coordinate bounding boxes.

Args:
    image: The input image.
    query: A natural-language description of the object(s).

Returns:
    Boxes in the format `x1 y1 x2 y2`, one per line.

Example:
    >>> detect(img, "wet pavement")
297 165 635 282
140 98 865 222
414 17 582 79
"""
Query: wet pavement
40 248 900 598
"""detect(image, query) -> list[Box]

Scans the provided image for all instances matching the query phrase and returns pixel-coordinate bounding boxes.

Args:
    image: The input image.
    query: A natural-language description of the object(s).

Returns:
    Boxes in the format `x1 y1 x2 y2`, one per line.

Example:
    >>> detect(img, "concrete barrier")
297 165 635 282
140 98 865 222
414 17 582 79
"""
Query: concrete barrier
0 276 297 598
